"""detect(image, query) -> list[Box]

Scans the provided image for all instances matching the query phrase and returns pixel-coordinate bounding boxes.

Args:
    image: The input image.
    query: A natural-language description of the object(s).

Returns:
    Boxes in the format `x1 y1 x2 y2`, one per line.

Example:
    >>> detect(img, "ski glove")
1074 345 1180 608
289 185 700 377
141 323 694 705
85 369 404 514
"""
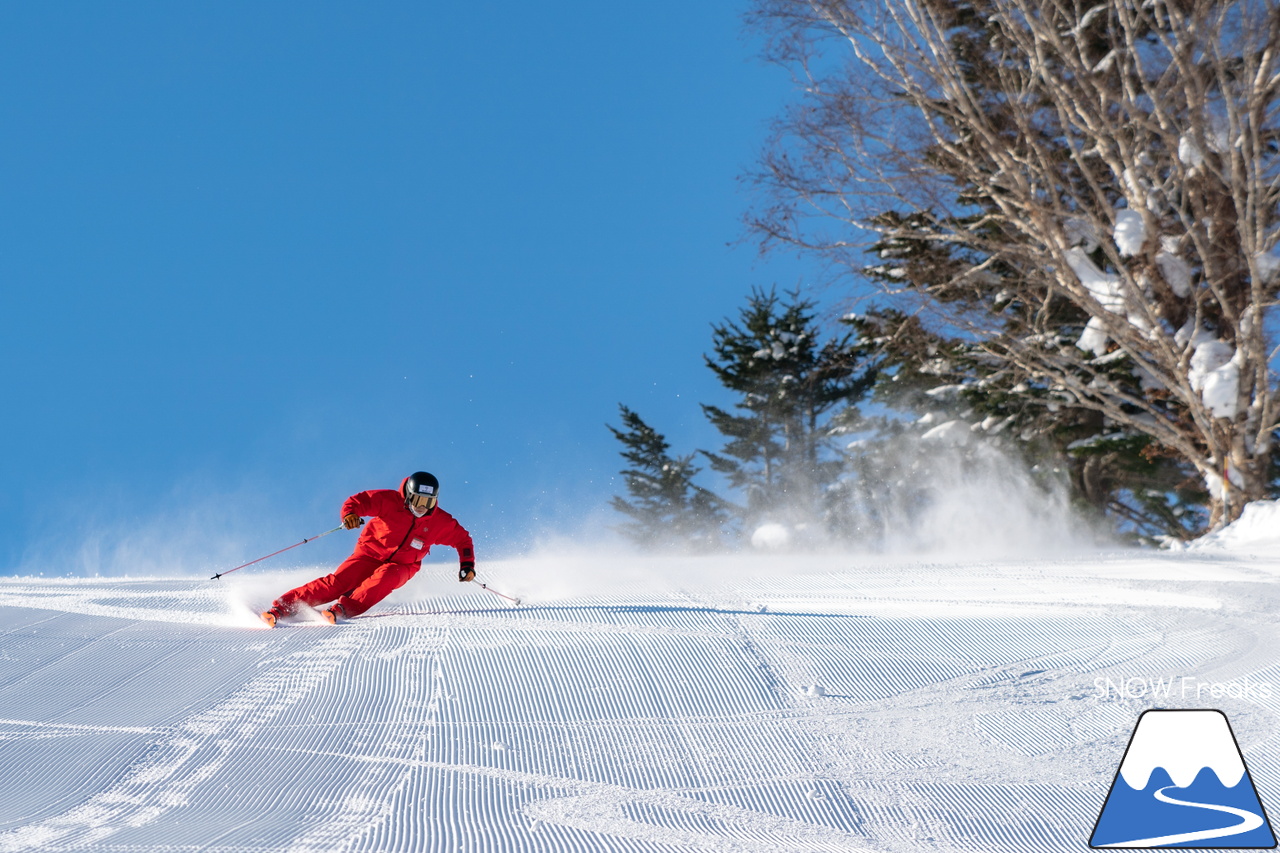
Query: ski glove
459 561 476 583
342 513 363 530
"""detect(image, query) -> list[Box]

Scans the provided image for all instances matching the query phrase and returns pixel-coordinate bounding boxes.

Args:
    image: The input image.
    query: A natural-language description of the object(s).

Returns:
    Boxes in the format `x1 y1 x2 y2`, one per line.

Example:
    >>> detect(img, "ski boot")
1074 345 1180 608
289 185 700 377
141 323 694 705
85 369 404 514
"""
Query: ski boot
322 604 345 625
260 606 286 629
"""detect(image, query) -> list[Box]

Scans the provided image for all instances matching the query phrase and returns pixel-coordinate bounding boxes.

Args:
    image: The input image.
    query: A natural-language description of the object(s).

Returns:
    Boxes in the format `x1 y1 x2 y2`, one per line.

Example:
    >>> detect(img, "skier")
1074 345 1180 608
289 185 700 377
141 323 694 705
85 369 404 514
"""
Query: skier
260 472 475 627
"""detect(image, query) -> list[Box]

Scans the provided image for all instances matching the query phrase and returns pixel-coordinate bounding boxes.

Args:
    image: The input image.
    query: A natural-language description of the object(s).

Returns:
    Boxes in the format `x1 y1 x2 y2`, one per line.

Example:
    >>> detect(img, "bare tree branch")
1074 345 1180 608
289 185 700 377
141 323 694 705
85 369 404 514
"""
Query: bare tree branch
749 0 1280 530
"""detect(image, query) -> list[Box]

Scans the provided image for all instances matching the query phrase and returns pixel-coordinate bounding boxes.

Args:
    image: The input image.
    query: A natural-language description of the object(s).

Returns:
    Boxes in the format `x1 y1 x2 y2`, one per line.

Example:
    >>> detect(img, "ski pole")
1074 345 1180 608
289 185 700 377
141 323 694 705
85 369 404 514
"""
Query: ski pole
479 582 521 606
211 526 346 580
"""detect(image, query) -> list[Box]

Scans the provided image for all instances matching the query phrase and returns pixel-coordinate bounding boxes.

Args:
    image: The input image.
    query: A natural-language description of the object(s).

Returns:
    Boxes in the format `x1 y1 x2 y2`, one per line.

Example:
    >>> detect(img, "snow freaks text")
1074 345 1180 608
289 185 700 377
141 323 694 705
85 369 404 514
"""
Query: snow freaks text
1095 676 1274 702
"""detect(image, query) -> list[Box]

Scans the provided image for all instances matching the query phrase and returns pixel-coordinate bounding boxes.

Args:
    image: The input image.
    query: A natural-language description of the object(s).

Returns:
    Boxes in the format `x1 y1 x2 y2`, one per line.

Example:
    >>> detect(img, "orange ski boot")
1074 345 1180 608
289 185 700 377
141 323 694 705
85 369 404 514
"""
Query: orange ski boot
260 605 289 628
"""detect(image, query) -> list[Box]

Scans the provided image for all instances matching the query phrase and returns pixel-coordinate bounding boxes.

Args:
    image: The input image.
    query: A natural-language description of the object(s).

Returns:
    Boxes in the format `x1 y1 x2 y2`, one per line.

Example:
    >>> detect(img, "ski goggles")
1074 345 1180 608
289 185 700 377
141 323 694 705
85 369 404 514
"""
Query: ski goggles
407 492 438 516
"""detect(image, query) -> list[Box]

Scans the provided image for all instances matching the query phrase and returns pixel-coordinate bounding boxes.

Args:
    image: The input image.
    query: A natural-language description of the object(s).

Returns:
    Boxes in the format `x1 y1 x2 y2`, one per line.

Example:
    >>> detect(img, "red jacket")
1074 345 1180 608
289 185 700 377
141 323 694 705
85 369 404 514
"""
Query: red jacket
341 478 474 568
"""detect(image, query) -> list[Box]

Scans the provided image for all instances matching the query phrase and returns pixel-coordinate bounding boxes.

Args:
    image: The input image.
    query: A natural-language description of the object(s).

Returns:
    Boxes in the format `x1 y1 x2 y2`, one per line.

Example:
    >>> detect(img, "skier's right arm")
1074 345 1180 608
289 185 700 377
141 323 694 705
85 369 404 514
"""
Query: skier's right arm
340 491 380 527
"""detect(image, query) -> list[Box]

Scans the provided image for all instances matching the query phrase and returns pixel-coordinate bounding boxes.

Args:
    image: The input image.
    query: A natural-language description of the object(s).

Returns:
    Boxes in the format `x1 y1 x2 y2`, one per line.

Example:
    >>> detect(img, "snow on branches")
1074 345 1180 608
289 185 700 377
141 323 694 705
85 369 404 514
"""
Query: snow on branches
749 0 1280 531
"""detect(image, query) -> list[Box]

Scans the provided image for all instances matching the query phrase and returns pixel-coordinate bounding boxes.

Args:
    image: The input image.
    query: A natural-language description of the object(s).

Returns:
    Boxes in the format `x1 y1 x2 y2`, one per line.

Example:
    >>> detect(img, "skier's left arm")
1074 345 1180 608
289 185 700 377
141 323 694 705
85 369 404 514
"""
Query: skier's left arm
440 517 476 582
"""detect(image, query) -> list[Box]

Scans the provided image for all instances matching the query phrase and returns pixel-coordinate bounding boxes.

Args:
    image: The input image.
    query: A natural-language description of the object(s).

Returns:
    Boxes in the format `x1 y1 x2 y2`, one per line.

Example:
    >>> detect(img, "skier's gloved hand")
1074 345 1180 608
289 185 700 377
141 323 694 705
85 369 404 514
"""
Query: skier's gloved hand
343 514 363 530
459 562 476 583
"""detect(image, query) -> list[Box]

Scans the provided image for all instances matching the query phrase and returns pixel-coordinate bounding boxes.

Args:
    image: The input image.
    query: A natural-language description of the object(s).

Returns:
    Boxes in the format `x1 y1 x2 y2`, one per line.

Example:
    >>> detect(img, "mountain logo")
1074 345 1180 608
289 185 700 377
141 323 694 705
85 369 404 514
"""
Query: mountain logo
1090 709 1276 848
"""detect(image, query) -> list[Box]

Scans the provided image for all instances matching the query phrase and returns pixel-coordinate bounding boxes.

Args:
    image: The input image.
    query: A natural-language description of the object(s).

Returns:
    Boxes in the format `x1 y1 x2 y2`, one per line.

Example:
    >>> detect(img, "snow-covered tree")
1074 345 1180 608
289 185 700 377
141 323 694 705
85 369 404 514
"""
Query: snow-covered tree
608 405 729 550
845 308 1209 540
750 0 1280 530
701 287 876 542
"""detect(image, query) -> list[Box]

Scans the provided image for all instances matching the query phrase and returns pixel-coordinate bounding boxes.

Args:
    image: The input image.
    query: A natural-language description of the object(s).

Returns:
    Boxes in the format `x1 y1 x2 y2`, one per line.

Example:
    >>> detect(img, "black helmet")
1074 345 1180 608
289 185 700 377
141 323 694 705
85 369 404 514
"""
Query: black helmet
404 471 440 517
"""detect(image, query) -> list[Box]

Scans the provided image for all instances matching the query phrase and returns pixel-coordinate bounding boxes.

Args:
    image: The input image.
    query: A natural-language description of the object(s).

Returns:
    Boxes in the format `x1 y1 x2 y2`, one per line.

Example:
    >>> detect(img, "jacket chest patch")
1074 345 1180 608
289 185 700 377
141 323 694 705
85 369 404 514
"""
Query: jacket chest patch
410 538 425 550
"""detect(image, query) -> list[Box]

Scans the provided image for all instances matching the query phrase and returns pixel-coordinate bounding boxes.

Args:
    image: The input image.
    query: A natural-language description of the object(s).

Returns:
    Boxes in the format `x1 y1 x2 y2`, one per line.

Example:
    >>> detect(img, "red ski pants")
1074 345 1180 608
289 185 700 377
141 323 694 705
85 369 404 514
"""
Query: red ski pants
274 553 419 618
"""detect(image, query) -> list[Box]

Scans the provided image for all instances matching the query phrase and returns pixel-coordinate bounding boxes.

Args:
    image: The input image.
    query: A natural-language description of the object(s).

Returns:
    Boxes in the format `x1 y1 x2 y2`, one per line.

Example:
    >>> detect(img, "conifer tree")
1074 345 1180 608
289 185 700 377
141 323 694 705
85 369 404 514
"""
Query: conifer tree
701 287 876 542
844 309 1207 541
608 405 729 550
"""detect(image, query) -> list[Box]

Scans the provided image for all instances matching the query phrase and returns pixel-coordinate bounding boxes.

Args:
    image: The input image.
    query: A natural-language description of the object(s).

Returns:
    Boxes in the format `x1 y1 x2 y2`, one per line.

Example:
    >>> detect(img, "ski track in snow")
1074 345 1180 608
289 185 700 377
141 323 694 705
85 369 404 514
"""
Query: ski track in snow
0 550 1276 851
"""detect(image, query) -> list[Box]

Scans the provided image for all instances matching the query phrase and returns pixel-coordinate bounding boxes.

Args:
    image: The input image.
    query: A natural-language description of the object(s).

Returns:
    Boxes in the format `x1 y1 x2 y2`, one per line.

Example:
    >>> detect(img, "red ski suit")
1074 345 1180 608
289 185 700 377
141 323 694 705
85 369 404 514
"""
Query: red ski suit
274 479 475 618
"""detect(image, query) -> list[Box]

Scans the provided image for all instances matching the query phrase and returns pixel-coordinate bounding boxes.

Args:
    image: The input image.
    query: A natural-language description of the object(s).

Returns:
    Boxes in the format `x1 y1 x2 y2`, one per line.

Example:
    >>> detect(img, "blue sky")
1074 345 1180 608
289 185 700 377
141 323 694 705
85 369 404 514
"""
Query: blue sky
0 2 825 573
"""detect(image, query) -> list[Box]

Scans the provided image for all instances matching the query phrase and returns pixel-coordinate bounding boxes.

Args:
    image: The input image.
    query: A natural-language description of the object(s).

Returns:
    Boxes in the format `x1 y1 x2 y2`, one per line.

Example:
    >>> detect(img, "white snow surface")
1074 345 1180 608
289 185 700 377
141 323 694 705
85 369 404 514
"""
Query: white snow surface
1192 499 1280 554
2 542 1280 852
1178 134 1204 168
919 419 970 444
1064 247 1133 355
750 523 791 550
1113 209 1146 257
1155 248 1193 297
1188 337 1241 419
1066 248 1123 314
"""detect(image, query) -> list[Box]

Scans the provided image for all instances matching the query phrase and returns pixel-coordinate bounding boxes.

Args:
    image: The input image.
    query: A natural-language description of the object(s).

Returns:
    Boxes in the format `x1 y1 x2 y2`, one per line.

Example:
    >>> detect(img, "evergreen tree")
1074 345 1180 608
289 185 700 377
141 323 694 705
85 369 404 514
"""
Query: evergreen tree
607 405 729 550
843 309 1208 542
701 287 876 543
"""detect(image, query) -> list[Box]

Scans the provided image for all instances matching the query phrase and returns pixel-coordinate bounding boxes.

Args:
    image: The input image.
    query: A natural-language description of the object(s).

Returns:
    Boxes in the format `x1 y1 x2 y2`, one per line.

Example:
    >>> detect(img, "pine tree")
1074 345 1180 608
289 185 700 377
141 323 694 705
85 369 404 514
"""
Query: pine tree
607 405 729 550
843 308 1208 542
701 287 876 544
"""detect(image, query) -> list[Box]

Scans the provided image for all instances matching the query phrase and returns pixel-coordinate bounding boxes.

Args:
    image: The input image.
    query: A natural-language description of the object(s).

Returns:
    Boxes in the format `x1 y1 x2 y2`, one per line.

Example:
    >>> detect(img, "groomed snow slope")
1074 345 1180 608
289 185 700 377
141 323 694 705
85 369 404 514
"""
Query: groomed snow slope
0 545 1278 852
